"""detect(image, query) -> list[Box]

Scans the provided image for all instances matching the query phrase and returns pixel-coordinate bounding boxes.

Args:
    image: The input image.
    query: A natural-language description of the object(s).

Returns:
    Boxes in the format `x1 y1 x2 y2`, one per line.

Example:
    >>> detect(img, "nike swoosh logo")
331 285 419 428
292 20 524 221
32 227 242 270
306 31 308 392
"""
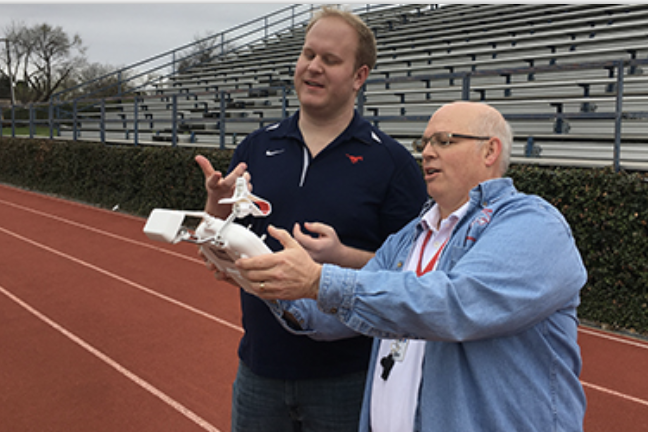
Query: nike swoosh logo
266 149 285 157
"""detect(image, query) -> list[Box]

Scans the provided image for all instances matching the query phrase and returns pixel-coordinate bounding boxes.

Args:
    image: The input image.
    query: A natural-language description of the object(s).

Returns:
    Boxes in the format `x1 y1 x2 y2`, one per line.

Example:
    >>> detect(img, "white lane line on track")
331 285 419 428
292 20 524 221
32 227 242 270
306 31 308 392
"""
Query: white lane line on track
578 328 648 407
0 226 244 334
0 197 204 265
0 284 222 432
0 184 144 221
578 327 648 350
581 381 648 408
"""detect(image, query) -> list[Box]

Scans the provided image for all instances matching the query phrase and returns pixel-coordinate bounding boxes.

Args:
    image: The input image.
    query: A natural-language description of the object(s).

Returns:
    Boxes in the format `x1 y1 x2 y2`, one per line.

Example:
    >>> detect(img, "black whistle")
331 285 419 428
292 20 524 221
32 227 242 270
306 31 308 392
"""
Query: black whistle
380 353 395 380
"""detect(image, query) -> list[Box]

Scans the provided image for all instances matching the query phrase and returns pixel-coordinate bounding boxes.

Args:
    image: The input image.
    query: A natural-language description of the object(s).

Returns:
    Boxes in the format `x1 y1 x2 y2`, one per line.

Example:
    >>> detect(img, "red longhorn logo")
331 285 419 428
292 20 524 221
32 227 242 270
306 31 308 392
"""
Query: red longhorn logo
346 154 364 164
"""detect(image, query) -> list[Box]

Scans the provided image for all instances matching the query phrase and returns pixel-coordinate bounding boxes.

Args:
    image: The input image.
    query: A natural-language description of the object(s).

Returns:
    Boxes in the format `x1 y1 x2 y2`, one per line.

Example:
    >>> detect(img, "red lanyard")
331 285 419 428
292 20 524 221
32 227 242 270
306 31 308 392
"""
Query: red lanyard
416 231 448 276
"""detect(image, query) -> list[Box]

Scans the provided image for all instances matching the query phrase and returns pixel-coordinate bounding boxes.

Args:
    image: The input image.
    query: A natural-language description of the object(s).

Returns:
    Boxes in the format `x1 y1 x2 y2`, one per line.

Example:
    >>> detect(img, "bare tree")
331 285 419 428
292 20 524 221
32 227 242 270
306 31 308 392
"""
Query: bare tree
63 61 138 99
1 22 28 102
2 21 86 103
176 31 236 74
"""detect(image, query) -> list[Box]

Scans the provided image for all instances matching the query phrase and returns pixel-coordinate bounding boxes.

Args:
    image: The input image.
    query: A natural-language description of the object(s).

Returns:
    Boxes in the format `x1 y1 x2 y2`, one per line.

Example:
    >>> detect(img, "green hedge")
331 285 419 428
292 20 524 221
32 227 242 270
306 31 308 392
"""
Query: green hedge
0 137 233 216
1 137 647 336
509 165 648 336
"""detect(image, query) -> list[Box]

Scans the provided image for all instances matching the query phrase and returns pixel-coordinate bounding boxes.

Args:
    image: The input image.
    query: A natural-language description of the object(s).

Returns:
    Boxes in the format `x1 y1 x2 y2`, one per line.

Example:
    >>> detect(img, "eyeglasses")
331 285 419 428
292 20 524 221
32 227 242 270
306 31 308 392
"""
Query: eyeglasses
412 132 491 153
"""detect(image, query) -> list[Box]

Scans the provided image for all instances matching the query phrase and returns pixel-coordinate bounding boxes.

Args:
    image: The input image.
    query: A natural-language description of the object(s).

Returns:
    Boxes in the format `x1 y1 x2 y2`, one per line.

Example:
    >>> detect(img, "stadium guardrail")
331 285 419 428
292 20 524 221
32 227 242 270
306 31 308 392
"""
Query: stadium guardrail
3 57 647 172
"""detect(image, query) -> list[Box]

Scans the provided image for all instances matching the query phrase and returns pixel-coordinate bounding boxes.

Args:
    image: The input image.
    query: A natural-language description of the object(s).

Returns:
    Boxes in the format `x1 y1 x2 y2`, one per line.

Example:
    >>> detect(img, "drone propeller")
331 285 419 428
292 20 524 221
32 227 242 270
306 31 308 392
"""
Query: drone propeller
218 177 272 218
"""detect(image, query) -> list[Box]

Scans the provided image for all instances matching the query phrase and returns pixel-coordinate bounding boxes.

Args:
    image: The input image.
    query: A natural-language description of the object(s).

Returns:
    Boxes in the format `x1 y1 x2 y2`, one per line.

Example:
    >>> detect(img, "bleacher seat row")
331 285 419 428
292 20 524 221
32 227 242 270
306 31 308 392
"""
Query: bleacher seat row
52 3 648 171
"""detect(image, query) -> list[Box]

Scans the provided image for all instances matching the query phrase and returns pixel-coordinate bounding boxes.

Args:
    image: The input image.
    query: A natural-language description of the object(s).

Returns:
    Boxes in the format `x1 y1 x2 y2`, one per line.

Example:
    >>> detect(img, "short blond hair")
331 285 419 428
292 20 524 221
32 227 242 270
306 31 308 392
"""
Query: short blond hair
305 6 377 71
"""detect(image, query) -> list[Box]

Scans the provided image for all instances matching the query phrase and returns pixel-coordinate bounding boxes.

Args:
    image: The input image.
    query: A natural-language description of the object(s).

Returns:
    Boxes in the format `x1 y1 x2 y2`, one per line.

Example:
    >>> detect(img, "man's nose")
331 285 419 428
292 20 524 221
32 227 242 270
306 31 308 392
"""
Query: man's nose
307 56 324 73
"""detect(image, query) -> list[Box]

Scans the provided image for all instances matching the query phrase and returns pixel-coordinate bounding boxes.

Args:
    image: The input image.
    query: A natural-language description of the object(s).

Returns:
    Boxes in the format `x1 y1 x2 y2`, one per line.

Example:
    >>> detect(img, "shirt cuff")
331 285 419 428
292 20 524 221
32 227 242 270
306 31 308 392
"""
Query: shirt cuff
265 299 315 334
318 264 357 320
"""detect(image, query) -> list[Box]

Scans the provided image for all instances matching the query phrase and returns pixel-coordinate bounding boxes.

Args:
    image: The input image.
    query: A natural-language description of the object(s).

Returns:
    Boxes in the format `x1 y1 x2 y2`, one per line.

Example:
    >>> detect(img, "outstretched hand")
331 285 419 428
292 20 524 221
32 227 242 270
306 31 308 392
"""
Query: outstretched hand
236 225 322 301
194 155 248 219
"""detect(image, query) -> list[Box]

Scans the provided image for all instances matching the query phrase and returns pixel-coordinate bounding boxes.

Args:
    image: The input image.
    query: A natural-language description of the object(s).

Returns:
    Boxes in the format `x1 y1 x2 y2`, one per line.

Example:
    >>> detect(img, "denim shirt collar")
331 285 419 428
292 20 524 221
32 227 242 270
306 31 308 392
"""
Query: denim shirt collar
469 177 515 209
415 177 516 238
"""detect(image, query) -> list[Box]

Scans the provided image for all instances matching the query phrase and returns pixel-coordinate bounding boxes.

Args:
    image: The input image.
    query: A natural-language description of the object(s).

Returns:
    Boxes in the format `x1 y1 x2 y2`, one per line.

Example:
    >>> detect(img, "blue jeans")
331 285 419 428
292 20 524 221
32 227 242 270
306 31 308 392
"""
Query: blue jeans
231 361 366 432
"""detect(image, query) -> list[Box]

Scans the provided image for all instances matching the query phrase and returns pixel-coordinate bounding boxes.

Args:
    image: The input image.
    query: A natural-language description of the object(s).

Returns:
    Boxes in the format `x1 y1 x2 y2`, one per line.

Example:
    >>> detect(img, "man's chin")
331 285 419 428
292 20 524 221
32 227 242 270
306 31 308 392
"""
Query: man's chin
299 98 330 114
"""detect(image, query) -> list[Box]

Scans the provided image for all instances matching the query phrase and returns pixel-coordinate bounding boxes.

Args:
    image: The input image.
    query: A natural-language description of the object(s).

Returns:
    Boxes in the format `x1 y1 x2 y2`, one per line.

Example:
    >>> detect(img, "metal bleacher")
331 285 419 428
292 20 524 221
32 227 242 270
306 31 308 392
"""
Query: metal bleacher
13 3 648 171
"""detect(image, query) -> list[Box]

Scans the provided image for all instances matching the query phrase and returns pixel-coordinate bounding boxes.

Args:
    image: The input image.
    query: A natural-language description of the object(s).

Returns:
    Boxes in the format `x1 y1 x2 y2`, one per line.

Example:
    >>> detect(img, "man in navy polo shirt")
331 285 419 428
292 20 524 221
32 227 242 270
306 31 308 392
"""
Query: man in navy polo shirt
195 6 427 432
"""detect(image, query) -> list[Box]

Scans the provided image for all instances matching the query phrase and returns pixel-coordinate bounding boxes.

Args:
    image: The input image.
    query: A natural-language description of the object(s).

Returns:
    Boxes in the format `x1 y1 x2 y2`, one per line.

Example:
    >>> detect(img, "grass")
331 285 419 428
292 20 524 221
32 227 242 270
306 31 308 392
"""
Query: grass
1 126 52 137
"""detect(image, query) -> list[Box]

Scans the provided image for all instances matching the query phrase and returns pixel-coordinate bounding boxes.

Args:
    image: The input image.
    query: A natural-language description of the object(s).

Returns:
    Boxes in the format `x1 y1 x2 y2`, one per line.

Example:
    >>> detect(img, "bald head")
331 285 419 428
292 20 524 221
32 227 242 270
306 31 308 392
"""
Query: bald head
420 102 514 218
431 102 513 174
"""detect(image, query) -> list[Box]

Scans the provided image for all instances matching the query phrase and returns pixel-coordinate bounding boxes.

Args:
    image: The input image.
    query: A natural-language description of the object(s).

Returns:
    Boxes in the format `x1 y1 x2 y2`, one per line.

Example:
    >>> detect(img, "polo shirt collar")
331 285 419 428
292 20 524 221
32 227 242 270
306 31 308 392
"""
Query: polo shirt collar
266 110 381 147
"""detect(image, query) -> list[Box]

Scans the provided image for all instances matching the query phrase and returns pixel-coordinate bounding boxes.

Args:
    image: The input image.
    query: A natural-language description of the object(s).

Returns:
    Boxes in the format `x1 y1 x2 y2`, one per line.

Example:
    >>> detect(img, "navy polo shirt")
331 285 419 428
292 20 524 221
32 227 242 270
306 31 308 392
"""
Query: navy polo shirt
228 110 428 380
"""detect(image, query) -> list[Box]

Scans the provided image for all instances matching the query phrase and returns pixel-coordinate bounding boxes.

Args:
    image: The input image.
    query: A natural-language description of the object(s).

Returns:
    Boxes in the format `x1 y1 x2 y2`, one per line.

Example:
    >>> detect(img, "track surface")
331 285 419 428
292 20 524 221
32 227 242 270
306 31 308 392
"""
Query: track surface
1 184 647 431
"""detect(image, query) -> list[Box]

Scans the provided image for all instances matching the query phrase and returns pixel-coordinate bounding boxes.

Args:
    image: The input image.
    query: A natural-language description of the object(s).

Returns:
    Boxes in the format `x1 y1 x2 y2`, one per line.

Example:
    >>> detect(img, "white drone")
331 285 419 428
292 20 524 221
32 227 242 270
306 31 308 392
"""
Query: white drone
143 177 272 291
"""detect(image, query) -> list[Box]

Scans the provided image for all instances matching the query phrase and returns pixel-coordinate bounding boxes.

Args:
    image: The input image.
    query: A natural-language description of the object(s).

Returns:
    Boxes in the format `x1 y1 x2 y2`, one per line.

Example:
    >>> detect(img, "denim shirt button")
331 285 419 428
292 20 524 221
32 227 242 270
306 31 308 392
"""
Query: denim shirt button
330 308 338 314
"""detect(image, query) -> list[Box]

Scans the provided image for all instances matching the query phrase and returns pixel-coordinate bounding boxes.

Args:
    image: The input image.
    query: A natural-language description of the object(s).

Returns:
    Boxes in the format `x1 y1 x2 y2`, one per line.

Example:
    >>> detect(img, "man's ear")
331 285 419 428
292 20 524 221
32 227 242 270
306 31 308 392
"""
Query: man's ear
353 65 370 92
483 137 503 168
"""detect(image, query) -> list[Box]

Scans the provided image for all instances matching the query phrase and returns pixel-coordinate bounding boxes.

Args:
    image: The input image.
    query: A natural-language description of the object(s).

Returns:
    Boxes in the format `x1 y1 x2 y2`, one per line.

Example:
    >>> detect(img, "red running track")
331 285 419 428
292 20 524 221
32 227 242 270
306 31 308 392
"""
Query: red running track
0 183 647 431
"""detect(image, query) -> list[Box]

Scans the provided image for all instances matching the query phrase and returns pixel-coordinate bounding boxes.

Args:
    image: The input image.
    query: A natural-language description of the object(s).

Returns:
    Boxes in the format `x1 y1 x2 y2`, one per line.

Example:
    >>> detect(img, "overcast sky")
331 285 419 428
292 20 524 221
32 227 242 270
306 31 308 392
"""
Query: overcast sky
0 3 301 67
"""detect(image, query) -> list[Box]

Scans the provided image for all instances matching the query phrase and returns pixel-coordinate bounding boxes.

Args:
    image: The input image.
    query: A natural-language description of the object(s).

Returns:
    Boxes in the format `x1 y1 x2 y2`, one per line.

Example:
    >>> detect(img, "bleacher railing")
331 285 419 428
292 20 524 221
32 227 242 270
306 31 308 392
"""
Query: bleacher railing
2 58 648 172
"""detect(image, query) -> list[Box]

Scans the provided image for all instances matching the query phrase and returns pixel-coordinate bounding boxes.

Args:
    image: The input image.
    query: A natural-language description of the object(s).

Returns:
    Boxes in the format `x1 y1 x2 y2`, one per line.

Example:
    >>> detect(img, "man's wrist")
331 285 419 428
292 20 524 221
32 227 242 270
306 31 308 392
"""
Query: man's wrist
205 200 230 219
335 246 374 269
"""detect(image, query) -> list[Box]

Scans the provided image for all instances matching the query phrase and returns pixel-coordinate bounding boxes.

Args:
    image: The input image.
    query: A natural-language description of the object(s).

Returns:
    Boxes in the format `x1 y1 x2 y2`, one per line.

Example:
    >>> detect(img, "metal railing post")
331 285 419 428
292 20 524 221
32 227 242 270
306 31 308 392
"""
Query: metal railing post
54 99 61 137
73 100 78 141
117 71 123 97
172 94 178 147
613 60 624 173
10 105 15 137
133 96 139 146
525 137 535 158
461 73 471 100
49 100 54 139
281 86 287 119
29 104 34 138
100 99 106 143
219 90 226 149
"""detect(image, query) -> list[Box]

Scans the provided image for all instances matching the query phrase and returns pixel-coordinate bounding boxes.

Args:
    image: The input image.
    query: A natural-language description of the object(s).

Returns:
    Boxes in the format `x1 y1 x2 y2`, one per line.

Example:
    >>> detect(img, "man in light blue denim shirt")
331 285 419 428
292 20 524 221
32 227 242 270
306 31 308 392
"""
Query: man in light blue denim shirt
237 101 588 431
